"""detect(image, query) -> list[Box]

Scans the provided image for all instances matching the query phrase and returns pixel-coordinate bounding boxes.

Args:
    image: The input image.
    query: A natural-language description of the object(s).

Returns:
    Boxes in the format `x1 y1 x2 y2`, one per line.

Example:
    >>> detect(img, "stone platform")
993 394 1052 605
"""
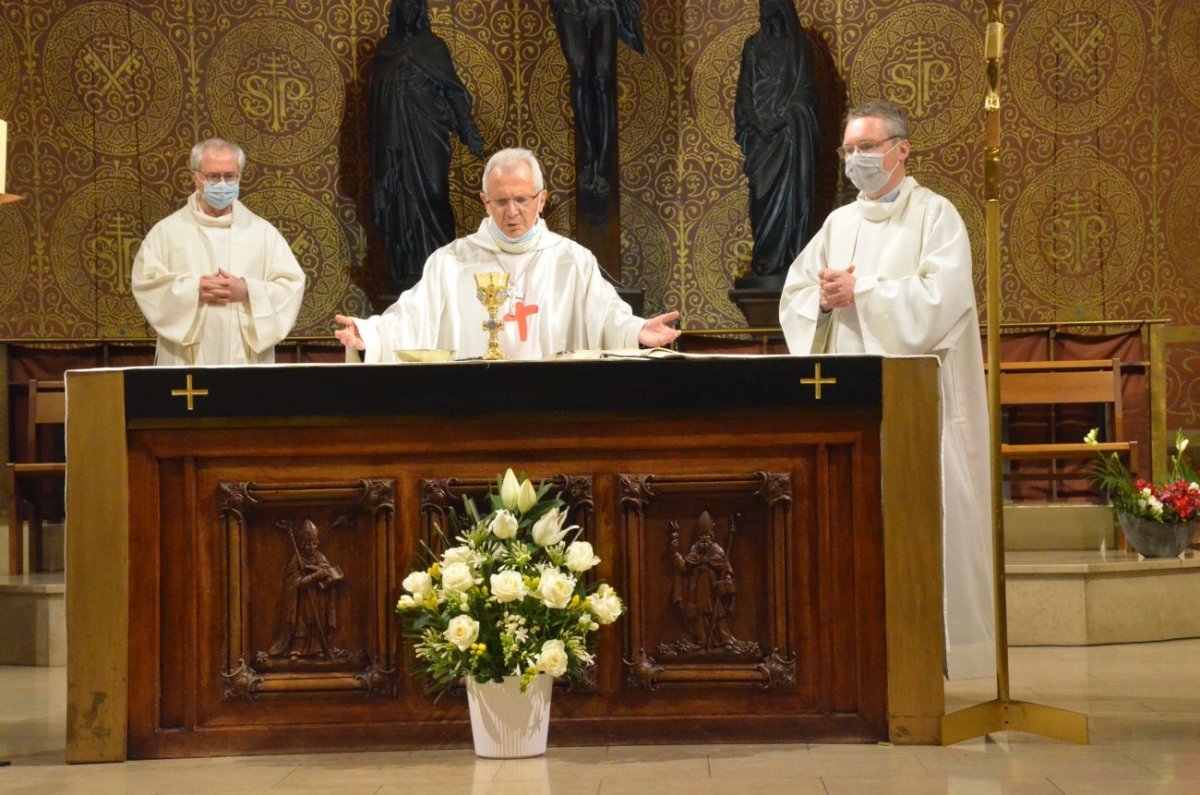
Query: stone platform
0 572 65 665
1006 549 1200 646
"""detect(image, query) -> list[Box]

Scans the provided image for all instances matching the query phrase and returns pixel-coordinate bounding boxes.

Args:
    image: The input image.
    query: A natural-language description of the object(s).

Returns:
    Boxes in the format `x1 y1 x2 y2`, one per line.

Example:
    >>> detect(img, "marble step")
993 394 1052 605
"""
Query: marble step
0 572 65 665
1005 549 1200 646
1003 504 1116 551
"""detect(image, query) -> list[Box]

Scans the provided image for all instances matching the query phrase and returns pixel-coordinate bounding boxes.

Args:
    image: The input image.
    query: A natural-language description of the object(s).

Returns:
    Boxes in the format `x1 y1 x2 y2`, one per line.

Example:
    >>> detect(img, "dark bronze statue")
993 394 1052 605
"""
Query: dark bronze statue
550 0 644 223
735 0 820 283
371 0 486 291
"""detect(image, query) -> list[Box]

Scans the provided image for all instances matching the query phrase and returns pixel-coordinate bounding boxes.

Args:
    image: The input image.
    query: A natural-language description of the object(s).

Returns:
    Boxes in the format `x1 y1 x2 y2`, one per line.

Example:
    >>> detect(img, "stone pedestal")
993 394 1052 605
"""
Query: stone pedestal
729 275 785 332
0 573 65 665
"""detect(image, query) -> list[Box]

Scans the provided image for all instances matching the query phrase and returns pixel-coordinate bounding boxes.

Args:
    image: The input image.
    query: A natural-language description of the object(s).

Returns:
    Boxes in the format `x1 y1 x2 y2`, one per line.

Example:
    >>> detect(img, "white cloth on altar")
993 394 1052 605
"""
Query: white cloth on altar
132 194 306 366
779 176 996 680
352 220 645 362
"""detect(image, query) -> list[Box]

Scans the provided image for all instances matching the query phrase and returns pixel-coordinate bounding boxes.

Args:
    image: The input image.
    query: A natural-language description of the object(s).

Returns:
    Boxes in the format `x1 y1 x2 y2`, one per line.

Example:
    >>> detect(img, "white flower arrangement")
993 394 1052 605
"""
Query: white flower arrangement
396 469 623 692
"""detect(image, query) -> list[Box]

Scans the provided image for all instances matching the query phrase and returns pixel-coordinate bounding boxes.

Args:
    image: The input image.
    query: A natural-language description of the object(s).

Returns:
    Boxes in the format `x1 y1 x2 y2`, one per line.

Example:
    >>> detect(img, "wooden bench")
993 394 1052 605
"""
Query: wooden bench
7 379 66 574
997 359 1138 498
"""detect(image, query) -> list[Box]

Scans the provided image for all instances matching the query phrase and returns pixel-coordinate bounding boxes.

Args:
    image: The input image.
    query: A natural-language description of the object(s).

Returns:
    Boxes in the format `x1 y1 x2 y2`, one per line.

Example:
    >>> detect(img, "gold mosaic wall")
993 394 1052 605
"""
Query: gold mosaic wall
0 1 1197 425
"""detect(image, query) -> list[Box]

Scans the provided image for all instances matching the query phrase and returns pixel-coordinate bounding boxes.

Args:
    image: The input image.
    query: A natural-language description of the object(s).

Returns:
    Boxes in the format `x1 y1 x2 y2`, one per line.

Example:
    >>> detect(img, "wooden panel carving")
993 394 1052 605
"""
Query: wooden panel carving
619 472 795 690
218 479 396 701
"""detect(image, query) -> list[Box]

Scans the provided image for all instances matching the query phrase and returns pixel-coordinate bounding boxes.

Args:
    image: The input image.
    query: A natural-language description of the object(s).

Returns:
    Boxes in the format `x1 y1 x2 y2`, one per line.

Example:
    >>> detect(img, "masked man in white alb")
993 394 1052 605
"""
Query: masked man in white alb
132 138 306 366
778 99 995 680
334 147 680 360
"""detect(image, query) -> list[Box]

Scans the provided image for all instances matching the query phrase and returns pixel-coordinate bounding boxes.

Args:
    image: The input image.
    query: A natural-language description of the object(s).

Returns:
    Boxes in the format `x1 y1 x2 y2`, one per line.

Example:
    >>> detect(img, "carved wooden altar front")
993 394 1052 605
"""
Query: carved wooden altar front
65 356 944 761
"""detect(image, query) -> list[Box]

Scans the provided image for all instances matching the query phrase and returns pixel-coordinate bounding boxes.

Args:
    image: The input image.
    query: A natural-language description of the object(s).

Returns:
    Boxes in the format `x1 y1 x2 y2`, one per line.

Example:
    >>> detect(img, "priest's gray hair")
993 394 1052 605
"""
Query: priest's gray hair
482 148 545 194
844 100 910 140
190 138 247 172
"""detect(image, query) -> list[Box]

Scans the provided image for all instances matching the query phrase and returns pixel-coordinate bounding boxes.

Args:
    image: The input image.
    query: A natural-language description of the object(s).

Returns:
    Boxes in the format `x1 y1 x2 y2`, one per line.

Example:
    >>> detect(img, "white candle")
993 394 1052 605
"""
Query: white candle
0 119 7 194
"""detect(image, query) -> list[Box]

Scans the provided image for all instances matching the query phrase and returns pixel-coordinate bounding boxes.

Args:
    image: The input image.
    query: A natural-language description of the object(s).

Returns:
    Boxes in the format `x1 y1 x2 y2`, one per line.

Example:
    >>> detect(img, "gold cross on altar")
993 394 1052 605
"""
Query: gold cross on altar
170 373 209 411
800 363 837 399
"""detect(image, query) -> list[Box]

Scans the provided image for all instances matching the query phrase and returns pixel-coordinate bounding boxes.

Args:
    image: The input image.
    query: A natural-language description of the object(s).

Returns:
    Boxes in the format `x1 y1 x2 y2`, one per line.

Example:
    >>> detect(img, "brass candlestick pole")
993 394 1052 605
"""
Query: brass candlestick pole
474 271 510 361
941 0 1087 746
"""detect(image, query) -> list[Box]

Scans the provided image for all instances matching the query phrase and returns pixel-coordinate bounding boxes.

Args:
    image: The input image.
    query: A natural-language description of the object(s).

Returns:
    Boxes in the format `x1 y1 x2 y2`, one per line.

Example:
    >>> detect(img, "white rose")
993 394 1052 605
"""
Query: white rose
500 468 522 511
536 639 569 677
565 541 600 573
443 615 479 651
489 509 519 540
518 478 538 514
443 545 473 567
490 570 527 603
441 561 475 593
396 594 417 611
531 508 571 547
587 584 623 625
537 568 576 609
402 571 434 599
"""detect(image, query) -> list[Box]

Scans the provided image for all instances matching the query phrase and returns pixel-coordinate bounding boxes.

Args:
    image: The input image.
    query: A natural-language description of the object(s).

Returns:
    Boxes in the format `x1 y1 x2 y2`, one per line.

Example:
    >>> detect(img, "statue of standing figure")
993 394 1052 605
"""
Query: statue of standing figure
550 0 644 223
371 0 486 292
734 0 820 284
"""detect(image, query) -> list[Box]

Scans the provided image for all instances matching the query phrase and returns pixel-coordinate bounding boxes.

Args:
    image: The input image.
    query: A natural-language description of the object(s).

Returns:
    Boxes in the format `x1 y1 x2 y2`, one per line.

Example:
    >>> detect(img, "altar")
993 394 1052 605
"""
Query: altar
65 355 945 761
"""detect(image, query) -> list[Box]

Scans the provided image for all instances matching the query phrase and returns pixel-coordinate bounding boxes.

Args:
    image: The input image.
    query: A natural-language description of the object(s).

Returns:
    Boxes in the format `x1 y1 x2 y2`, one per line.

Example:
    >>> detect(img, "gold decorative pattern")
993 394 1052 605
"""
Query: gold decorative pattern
0 15 17 113
617 39 670 163
1166 3 1200 110
619 193 673 306
242 188 351 334
1011 156 1144 307
206 18 343 166
43 2 181 155
850 4 986 148
1009 0 1145 133
0 206 29 311
529 43 574 164
1165 155 1200 284
49 178 172 334
692 21 757 161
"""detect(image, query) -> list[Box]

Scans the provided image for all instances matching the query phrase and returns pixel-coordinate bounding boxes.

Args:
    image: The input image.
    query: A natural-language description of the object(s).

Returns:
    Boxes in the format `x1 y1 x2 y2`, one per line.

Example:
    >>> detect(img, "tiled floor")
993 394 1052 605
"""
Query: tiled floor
2 640 1200 794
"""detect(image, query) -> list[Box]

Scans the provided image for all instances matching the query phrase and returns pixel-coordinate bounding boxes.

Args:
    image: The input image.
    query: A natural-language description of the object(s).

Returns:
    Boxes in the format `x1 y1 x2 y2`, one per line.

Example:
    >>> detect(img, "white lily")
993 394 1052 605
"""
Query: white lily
500 468 521 511
531 507 572 547
517 478 538 514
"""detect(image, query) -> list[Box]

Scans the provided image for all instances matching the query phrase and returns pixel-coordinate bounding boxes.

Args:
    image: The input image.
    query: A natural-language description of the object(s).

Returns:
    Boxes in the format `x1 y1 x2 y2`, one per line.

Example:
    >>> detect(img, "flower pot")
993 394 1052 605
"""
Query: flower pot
1117 513 1197 558
465 674 552 758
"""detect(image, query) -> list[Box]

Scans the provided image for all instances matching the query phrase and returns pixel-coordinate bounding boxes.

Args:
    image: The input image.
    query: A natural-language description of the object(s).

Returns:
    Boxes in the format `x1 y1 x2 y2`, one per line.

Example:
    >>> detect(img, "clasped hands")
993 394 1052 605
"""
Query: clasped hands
818 265 856 312
199 268 248 305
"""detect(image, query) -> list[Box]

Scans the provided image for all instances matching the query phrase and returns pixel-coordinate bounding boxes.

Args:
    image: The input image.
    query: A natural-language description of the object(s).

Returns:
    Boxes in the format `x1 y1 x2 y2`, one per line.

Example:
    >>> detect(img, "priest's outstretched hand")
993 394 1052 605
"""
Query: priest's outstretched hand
334 314 366 350
638 311 682 348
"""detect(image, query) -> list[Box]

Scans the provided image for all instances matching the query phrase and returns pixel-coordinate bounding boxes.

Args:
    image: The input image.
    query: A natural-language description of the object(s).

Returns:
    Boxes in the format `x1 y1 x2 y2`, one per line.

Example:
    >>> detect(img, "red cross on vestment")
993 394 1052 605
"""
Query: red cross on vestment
503 301 539 341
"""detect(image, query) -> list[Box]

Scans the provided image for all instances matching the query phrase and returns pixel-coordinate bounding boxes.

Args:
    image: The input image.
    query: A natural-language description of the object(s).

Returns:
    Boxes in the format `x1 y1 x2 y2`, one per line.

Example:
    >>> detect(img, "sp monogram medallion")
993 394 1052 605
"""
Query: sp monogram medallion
207 19 342 166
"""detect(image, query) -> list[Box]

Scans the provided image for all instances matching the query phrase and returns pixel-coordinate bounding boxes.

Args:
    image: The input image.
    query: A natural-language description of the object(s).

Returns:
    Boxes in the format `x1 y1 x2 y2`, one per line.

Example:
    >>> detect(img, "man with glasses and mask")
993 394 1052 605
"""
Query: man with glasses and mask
334 147 680 360
132 138 306 365
778 99 994 681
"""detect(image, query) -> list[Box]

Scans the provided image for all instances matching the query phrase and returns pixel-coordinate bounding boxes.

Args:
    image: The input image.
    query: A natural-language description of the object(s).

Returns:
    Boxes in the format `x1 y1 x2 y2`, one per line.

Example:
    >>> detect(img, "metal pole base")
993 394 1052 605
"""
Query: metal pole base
943 699 1089 746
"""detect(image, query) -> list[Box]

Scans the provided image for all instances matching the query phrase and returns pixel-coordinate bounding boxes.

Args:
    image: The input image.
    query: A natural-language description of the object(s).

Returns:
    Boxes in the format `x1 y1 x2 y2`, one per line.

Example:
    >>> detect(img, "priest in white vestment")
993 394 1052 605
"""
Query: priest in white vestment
132 138 306 366
334 148 680 360
779 100 995 680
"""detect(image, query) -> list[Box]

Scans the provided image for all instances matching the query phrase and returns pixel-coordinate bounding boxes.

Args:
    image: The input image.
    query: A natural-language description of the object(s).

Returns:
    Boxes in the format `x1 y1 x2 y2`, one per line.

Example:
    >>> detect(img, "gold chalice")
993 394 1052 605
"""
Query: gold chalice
474 271 510 360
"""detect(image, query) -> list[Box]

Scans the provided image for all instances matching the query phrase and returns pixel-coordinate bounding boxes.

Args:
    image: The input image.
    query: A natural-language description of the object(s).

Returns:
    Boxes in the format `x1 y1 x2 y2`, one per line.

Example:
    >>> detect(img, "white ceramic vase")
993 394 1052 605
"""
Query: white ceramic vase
464 674 552 758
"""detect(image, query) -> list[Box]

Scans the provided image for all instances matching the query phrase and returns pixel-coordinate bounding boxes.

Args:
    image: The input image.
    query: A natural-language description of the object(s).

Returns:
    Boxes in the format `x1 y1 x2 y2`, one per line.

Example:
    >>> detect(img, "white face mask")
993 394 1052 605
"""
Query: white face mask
844 147 899 196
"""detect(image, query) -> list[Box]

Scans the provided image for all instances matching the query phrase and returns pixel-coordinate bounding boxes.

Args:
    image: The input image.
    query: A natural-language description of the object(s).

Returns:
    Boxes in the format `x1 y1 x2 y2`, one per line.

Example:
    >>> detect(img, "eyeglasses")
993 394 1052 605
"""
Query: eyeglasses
484 194 540 211
836 136 901 160
196 171 240 186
